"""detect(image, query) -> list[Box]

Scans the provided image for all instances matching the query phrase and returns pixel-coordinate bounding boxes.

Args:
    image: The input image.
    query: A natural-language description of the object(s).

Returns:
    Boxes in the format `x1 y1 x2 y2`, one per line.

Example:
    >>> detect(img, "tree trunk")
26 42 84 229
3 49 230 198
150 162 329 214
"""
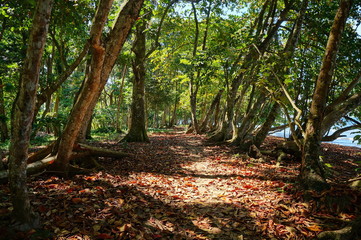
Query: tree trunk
8 0 53 230
122 15 149 142
33 41 90 119
116 65 127 132
188 1 201 134
54 0 111 174
209 4 292 142
301 0 352 191
53 0 144 175
169 82 178 127
0 79 9 141
241 0 308 149
253 102 280 147
199 89 223 133
321 91 361 136
233 93 267 146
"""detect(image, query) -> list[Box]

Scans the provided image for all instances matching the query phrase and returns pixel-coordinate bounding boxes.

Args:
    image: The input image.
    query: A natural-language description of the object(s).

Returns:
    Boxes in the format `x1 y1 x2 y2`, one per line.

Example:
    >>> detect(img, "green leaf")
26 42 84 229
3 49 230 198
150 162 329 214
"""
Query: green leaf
325 163 333 168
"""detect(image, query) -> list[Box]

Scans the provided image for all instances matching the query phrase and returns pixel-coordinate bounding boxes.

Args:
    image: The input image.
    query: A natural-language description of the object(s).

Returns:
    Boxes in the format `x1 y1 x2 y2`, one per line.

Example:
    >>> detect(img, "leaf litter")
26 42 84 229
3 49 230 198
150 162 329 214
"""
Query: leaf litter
0 132 360 239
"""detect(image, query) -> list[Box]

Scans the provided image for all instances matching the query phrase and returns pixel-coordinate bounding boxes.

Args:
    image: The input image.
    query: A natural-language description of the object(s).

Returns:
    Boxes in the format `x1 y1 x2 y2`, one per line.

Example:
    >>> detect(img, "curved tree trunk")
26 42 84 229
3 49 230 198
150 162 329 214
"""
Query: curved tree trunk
199 89 223 133
301 0 352 191
8 0 53 230
209 4 292 142
54 0 112 175
53 0 144 176
253 102 280 147
232 93 267 146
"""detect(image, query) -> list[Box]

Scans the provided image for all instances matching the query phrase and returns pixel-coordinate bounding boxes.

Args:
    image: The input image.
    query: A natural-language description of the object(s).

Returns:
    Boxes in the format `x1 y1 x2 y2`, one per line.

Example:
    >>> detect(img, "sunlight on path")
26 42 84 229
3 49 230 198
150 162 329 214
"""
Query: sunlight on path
120 133 310 239
15 133 338 240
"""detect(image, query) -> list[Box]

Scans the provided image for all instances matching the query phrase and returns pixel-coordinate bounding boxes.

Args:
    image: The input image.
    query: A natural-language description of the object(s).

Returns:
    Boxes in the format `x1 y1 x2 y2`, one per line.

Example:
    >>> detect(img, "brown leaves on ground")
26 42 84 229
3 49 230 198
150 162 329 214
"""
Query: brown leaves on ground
0 132 360 239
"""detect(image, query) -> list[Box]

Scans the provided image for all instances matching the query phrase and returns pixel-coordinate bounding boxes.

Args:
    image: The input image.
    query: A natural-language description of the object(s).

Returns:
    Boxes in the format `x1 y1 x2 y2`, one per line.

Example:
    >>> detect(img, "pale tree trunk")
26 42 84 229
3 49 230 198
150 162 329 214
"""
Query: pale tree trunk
52 90 61 136
188 1 201 134
8 0 53 230
122 16 149 142
188 0 212 134
301 0 352 191
211 94 222 131
169 81 178 127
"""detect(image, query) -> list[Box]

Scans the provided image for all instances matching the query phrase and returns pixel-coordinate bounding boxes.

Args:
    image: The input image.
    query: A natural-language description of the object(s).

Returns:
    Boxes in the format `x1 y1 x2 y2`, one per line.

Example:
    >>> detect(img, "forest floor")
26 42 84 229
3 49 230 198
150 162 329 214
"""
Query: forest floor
1 129 361 240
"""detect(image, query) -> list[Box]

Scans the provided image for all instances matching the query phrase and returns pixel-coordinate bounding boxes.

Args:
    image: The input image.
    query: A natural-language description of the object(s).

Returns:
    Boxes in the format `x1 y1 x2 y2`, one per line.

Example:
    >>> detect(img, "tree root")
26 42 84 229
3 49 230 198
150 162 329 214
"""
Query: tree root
0 143 132 181
318 218 361 240
28 141 56 163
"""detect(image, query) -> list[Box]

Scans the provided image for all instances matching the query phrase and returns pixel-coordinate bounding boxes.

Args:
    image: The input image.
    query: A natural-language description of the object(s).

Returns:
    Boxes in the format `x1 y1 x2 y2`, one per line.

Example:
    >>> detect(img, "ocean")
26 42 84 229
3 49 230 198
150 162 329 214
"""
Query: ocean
270 128 361 149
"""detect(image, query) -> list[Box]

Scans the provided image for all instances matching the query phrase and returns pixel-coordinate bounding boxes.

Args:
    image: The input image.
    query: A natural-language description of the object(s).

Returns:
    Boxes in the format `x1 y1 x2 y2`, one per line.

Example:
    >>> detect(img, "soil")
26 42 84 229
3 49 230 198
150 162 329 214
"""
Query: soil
0 130 360 239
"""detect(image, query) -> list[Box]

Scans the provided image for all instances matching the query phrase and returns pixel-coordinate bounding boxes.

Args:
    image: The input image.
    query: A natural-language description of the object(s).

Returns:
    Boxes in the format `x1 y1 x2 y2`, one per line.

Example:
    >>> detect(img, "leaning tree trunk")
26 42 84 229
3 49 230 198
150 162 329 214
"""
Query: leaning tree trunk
209 4 292 142
199 89 223 133
301 0 352 191
251 0 308 148
122 18 149 142
54 0 113 175
233 92 267 147
253 102 280 147
54 0 144 175
8 0 53 230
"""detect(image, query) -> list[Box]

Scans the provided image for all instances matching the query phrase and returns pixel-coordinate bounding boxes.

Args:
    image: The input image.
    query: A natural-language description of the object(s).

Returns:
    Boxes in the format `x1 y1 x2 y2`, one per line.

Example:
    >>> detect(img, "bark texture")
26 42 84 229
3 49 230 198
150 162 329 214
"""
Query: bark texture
8 0 53 230
54 0 144 175
54 0 113 175
122 14 149 142
301 0 352 191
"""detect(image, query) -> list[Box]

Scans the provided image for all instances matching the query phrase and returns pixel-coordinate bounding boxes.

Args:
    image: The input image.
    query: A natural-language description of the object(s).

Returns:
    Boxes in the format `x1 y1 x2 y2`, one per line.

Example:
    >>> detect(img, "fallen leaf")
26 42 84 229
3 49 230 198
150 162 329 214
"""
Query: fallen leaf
307 225 322 232
71 198 82 204
96 233 113 239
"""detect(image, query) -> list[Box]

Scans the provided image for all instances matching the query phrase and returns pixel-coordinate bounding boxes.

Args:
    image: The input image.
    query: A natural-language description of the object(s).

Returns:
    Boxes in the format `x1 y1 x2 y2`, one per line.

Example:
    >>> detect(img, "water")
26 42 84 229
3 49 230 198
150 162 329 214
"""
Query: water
270 128 361 149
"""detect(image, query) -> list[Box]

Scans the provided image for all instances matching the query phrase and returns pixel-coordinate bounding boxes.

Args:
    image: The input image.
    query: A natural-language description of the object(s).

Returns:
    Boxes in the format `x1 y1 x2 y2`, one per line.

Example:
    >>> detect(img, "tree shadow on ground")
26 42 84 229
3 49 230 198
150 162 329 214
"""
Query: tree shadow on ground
1 132 360 239
1 176 264 239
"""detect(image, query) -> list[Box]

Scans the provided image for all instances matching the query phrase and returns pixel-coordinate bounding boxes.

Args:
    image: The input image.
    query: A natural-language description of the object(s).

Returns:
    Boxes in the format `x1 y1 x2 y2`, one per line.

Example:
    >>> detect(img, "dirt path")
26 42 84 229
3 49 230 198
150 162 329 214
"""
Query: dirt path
1 131 360 239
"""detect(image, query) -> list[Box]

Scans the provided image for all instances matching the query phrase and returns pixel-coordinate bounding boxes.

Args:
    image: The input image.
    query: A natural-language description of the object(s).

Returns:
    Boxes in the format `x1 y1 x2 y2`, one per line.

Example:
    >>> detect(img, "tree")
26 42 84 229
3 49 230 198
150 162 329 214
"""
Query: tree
123 14 150 142
122 0 175 141
209 0 293 142
53 0 144 175
300 0 353 191
8 0 53 230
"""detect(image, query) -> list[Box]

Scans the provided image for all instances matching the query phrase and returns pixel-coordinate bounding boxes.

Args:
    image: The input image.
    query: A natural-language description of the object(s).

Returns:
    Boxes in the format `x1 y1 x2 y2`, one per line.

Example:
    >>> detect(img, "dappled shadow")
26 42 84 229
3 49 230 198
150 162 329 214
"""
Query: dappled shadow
99 133 219 176
0 174 263 239
322 143 360 183
1 132 360 239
